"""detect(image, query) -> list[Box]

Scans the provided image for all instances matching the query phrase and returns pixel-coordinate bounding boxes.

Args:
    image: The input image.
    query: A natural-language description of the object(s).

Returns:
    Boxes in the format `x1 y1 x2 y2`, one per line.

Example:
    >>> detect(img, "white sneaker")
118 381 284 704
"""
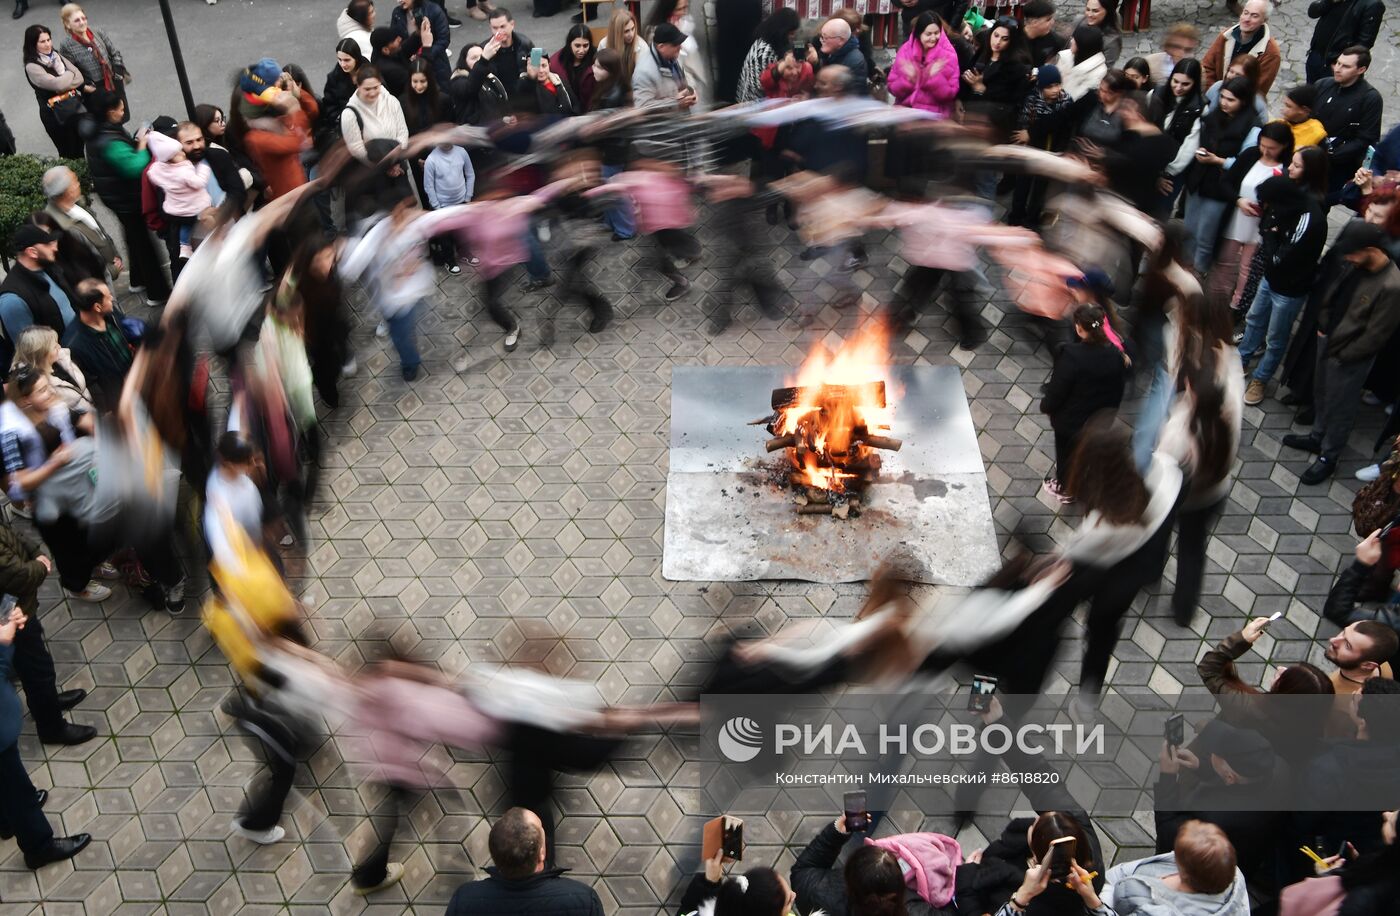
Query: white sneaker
341 357 357 377
504 327 519 352
1356 463 1382 482
230 821 284 845
453 352 470 373
375 321 389 339
353 862 405 895
65 582 112 603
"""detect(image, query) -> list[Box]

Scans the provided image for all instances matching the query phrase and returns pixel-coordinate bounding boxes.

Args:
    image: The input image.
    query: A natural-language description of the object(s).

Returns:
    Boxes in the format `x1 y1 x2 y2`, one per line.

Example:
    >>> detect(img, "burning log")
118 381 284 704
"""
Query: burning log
797 504 835 515
766 435 797 452
859 434 903 451
771 381 886 411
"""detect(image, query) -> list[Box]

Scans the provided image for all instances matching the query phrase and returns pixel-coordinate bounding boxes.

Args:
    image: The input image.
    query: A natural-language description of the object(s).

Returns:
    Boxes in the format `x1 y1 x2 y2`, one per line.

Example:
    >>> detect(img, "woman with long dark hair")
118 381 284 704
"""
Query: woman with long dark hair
320 39 365 146
448 43 510 127
1149 57 1205 216
1052 25 1107 101
962 16 1032 143
550 24 597 113
1068 0 1121 65
956 809 1108 915
1041 302 1130 501
400 56 451 135
1182 76 1260 274
1207 120 1291 312
677 857 796 916
736 6 800 103
22 24 87 158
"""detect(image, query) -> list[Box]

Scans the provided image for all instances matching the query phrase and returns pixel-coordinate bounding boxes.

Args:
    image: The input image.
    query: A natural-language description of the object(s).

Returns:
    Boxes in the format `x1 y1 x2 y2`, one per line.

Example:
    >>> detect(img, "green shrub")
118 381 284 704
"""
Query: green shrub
0 153 91 260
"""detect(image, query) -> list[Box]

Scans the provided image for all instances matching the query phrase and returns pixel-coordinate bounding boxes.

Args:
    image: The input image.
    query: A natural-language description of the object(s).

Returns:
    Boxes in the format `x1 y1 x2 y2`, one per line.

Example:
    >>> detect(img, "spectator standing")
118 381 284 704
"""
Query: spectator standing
82 91 171 306
338 0 376 57
16 326 91 414
888 12 960 119
391 0 451 87
1053 26 1108 101
370 26 411 96
1313 47 1383 205
321 40 366 149
1239 174 1327 405
340 66 410 217
1104 821 1249 915
449 44 511 126
1283 221 1400 484
0 606 92 867
1182 77 1261 274
41 165 121 285
1022 0 1068 66
22 24 86 159
422 141 475 270
1306 0 1385 83
0 226 76 374
238 73 319 203
736 7 800 103
484 8 535 98
60 280 133 414
1150 58 1206 217
599 9 645 91
550 24 597 113
1146 22 1199 84
1202 0 1280 96
1068 0 1122 66
145 131 212 261
1276 83 1328 149
57 5 128 119
445 807 604 916
809 17 869 93
1208 121 1291 311
791 815 962 916
632 23 697 109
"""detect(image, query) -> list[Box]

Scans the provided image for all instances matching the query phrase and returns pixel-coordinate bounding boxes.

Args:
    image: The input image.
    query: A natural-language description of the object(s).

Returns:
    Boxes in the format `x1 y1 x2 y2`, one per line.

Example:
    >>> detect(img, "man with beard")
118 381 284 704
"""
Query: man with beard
177 121 244 212
1324 619 1396 696
0 226 77 374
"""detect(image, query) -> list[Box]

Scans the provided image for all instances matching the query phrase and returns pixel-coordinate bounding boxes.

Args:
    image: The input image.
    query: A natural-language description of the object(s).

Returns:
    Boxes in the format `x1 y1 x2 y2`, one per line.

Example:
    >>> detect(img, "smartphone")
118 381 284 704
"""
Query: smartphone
843 791 869 833
530 47 544 70
1047 835 1076 883
0 594 15 618
968 674 998 713
1165 713 1184 748
1380 516 1399 539
1258 611 1284 630
703 815 743 863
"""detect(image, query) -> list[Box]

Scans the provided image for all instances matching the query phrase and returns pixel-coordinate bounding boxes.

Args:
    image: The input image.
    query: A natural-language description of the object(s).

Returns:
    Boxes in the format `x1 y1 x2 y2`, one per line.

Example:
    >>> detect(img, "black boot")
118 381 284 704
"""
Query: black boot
12 0 30 19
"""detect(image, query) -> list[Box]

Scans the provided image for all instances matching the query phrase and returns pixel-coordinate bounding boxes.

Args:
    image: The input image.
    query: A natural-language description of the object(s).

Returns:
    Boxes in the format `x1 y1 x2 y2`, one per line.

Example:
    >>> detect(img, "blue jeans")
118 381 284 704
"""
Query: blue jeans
1132 363 1174 473
1183 192 1229 274
525 222 549 282
1238 279 1306 383
600 164 635 239
385 304 420 372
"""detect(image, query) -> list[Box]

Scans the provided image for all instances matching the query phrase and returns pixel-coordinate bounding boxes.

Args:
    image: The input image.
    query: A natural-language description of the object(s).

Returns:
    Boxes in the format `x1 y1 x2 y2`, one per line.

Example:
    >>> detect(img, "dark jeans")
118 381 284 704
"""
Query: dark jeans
1050 422 1081 484
507 723 622 866
227 690 306 832
35 515 97 594
0 740 53 854
1172 498 1225 626
114 210 172 301
482 273 520 332
651 228 698 284
893 265 986 340
352 783 417 889
555 247 612 324
1313 347 1378 462
10 588 63 735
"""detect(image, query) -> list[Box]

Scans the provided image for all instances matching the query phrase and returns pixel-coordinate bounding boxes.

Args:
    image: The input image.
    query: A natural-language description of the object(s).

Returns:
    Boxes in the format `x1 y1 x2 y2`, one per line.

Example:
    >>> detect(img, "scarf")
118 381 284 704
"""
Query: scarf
36 49 65 76
72 28 115 91
651 44 686 90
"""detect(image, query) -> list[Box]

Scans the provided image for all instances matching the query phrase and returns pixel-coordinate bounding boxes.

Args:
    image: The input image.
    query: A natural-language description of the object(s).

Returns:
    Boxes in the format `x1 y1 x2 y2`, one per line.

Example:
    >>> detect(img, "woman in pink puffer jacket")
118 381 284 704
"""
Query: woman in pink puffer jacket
887 11 960 119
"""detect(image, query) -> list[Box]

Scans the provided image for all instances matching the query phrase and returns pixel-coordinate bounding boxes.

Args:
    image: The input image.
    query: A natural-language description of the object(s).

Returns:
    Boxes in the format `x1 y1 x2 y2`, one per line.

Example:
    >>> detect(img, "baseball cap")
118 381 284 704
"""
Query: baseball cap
10 225 58 255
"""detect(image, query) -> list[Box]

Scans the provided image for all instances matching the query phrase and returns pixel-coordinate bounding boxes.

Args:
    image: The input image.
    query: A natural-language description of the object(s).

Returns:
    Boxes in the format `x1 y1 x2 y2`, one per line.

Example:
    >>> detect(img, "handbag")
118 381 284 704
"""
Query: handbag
48 90 85 126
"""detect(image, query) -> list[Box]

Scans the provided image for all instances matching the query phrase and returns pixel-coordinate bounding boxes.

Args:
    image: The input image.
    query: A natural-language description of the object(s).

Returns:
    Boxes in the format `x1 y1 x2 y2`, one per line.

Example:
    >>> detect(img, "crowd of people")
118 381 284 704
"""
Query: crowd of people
3 0 1400 912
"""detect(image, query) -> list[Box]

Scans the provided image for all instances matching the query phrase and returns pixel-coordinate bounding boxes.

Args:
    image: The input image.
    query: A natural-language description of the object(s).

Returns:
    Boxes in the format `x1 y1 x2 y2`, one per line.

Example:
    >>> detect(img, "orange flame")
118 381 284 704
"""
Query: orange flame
775 322 895 494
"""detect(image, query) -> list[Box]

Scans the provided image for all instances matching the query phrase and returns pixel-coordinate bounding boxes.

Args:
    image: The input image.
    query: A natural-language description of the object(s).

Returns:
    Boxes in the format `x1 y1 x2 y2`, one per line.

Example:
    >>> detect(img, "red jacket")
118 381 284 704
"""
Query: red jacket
242 92 319 200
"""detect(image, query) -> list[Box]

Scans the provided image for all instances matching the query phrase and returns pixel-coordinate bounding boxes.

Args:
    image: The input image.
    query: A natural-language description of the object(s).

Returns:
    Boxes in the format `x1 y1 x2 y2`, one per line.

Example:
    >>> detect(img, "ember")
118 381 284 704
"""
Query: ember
759 323 902 516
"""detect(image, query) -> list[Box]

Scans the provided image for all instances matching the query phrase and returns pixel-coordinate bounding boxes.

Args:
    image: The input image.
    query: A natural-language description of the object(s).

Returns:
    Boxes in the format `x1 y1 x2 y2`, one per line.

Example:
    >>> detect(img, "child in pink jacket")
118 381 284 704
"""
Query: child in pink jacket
887 13 960 119
146 130 213 259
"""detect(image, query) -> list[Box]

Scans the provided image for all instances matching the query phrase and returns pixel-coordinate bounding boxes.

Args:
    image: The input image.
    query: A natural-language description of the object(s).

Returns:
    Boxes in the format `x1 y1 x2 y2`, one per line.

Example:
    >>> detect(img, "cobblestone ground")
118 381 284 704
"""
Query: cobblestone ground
0 0 1398 913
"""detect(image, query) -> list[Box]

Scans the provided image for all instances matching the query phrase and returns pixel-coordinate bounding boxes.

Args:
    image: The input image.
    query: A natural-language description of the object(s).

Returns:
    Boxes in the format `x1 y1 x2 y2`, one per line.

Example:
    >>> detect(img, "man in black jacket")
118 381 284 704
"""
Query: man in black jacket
484 7 534 98
445 807 603 916
1325 530 1400 636
1313 47 1384 205
370 26 411 96
808 18 869 94
1306 0 1385 82
1283 221 1400 484
0 226 76 375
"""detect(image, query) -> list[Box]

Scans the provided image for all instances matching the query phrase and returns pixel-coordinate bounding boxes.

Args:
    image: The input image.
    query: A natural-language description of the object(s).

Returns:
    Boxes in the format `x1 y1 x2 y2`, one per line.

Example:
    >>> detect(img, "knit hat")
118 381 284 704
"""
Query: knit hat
1037 65 1062 88
1198 720 1276 781
147 130 182 163
239 58 282 103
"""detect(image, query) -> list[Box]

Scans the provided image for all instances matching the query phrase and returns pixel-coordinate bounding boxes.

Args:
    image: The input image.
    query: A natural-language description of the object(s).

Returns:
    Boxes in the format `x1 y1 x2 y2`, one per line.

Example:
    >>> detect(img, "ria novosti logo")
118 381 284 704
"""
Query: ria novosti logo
718 716 764 762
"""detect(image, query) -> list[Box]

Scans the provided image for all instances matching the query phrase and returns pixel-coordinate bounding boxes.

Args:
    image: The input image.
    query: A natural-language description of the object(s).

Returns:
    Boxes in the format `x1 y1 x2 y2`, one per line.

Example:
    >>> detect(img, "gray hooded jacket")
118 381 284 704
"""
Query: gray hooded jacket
1103 854 1249 916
